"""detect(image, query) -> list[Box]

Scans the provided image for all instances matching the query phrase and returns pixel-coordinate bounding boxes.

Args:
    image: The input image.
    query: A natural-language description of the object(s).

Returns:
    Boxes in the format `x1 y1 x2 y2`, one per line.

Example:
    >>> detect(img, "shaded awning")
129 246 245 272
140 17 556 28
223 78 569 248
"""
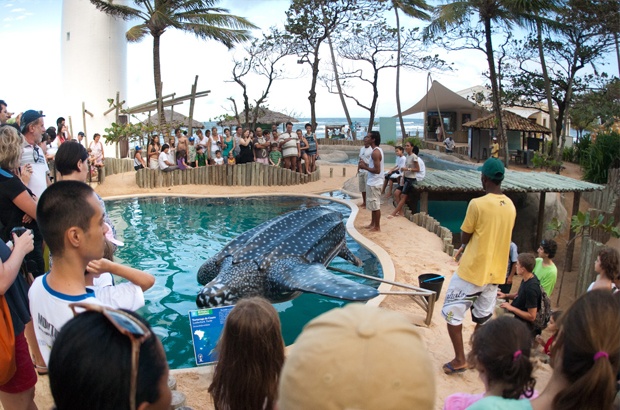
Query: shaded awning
395 81 485 117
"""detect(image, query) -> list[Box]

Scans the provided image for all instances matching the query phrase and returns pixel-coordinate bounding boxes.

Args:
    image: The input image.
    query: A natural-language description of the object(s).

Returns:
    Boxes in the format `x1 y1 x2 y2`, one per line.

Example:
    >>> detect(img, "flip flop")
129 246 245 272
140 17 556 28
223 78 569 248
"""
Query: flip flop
443 362 467 375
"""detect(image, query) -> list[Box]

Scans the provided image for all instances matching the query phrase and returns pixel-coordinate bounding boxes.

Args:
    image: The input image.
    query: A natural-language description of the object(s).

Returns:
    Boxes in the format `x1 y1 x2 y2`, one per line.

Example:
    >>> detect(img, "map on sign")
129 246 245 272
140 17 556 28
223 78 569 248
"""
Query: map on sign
188 306 234 365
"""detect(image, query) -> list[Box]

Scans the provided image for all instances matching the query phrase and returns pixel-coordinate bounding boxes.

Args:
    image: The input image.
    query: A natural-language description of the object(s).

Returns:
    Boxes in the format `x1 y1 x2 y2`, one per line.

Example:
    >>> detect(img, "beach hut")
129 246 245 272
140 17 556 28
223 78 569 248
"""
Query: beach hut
141 109 205 131
395 81 489 142
463 110 552 163
218 108 298 131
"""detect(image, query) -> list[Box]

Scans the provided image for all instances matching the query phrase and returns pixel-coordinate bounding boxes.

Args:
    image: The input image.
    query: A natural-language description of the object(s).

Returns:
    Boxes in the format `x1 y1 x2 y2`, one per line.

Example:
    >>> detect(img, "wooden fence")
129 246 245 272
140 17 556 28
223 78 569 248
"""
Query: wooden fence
135 163 321 188
584 167 620 217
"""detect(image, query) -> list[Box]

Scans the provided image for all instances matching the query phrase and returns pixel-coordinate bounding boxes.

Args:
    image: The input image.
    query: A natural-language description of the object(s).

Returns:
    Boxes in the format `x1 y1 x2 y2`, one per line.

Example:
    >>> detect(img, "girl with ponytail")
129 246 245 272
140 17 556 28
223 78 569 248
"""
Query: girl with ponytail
445 316 537 409
531 289 620 410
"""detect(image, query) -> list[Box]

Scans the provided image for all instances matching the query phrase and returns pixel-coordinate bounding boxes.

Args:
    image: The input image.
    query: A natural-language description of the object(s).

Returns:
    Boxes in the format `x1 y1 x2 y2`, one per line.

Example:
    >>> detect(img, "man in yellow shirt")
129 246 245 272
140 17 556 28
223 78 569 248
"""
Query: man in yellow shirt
491 137 499 158
441 157 516 374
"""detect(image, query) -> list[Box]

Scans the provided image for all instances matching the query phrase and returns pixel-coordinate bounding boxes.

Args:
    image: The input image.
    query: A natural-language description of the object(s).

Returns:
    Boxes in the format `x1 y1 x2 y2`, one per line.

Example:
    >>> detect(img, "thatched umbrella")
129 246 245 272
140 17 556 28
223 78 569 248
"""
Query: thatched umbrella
218 108 298 127
141 109 205 129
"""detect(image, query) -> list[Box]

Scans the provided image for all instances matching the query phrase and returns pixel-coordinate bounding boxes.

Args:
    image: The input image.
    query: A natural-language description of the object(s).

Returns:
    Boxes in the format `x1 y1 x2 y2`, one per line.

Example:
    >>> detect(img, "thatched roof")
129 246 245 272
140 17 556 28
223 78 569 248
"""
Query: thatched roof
218 108 298 126
141 110 204 129
463 110 551 133
415 169 602 193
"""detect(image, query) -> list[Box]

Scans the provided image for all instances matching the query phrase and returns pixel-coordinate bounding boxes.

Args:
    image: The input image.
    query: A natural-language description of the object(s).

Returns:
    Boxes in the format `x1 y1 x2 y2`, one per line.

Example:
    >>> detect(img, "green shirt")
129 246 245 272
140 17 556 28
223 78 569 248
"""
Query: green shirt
534 257 557 296
197 152 207 167
468 396 533 410
269 150 282 166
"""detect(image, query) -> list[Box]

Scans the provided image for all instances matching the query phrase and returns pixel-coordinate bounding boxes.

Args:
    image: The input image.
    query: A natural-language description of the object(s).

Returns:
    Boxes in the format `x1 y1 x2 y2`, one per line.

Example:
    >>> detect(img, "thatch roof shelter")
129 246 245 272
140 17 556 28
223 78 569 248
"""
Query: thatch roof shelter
463 110 551 134
218 108 298 127
141 110 204 129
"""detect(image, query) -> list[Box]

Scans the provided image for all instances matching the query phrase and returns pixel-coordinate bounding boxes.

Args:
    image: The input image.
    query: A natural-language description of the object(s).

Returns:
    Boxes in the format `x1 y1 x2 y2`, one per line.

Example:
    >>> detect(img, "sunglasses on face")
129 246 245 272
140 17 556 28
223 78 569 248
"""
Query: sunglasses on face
69 303 151 410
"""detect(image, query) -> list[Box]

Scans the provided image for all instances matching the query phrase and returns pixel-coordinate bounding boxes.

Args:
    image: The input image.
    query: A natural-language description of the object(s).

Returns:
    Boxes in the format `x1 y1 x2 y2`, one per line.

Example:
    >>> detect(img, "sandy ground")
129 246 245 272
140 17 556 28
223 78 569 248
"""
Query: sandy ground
25 154 608 410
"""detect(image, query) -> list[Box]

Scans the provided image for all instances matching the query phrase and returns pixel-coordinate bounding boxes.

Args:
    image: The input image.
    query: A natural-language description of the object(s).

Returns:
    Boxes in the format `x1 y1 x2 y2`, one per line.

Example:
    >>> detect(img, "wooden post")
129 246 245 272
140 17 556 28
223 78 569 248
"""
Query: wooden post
536 192 546 248
188 75 198 137
330 168 333 178
68 116 74 140
342 167 346 177
420 191 429 213
565 191 581 271
82 102 88 146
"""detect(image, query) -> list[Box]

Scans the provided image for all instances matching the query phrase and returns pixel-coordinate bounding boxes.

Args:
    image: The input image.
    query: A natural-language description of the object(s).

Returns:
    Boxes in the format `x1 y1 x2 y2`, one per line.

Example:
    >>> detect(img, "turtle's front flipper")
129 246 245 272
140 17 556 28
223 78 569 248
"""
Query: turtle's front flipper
337 245 363 267
267 258 377 301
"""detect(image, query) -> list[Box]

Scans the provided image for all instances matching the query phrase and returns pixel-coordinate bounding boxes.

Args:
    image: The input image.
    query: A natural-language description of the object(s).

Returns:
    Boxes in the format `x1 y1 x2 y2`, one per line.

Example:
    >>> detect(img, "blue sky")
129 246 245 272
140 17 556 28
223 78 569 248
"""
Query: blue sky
1 0 616 123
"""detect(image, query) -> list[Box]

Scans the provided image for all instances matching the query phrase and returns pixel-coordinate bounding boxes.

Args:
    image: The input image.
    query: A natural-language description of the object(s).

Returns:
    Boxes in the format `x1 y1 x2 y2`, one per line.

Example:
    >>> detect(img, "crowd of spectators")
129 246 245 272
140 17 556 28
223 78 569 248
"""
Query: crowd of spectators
144 122 319 175
1 99 619 409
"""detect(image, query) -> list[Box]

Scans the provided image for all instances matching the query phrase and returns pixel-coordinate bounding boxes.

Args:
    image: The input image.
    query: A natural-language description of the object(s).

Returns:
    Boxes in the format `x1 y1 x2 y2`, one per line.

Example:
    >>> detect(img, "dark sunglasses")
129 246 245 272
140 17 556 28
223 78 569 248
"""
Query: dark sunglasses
33 145 41 163
69 303 151 410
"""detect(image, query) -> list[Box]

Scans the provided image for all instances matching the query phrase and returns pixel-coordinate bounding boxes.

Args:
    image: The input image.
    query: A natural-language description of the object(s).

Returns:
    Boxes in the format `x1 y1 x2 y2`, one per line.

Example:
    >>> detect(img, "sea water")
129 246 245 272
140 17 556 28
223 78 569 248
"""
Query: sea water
105 196 382 369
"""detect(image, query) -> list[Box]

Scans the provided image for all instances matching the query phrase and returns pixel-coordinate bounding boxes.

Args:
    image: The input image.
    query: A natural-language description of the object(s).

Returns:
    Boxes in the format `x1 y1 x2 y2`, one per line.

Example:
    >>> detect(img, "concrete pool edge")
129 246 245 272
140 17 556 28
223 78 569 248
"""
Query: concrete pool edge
102 192 394 309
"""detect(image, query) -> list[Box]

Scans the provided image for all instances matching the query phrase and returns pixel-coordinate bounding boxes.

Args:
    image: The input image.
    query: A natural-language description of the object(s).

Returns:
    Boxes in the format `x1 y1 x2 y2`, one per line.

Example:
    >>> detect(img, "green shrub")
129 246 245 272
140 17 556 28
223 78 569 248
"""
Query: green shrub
581 131 620 183
532 151 563 173
574 134 592 164
562 146 575 162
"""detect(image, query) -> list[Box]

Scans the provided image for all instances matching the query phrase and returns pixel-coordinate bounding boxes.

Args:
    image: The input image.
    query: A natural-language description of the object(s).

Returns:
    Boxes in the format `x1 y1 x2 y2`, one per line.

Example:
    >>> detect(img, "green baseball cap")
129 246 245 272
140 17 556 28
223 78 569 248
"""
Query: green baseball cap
478 157 505 181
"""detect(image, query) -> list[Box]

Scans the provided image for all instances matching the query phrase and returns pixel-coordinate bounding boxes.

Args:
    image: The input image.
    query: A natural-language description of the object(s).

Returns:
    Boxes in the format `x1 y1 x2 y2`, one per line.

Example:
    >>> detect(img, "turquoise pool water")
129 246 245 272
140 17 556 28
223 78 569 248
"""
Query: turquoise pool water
105 196 382 369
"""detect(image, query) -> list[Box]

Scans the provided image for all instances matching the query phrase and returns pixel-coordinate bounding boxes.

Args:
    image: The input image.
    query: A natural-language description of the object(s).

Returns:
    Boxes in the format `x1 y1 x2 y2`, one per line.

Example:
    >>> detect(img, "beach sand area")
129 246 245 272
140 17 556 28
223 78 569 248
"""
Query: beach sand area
25 150 608 410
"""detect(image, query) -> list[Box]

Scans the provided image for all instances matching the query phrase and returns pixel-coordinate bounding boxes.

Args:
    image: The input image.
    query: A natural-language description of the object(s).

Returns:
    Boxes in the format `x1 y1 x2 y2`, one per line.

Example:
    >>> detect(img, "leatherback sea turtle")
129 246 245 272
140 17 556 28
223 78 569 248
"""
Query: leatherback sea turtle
196 206 379 308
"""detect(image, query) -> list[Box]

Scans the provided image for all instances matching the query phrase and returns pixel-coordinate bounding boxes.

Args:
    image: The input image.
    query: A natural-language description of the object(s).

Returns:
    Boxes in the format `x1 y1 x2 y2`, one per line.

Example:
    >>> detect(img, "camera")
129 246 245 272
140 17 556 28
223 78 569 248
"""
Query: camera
10 226 28 237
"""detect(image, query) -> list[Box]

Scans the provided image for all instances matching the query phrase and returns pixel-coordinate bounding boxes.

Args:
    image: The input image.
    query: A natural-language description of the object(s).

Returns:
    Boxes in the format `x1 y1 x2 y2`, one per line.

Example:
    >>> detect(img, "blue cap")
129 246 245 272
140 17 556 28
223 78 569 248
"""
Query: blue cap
189 137 195 141
21 110 45 133
135 146 141 151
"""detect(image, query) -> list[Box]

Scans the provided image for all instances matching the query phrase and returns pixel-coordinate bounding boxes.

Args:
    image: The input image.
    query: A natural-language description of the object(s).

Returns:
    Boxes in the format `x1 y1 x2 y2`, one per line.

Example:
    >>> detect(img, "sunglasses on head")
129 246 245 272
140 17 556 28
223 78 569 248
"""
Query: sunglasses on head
69 303 151 410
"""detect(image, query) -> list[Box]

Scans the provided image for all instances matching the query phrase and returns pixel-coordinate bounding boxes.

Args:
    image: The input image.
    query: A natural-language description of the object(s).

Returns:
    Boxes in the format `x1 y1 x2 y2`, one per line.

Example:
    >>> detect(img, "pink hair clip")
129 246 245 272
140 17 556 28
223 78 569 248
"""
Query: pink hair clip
513 350 522 361
593 351 609 361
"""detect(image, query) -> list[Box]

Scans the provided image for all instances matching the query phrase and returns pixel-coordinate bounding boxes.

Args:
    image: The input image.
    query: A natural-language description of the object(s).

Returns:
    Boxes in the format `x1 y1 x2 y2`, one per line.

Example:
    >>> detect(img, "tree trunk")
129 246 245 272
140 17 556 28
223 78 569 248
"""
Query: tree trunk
309 46 320 131
153 34 166 129
395 7 407 140
368 70 379 133
615 32 620 78
537 19 558 161
327 34 353 138
484 18 507 165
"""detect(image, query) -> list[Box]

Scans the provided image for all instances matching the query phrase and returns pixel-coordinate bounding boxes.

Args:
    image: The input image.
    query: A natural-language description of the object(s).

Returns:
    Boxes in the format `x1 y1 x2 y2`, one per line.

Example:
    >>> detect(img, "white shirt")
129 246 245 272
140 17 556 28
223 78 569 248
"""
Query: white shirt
366 147 384 187
358 146 372 175
158 151 169 169
20 142 49 198
29 274 106 365
89 282 144 311
417 156 426 181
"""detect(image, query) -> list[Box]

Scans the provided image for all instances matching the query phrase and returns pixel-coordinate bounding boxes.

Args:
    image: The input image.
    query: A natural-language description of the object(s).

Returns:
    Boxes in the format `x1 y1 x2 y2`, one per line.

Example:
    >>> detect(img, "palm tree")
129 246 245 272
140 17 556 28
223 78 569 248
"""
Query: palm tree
426 0 556 165
391 0 432 140
90 0 256 127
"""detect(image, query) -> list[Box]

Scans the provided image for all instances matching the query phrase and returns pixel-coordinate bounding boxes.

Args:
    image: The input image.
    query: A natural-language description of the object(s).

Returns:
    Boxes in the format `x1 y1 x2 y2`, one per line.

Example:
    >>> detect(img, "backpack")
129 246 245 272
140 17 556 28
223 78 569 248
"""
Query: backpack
533 285 552 331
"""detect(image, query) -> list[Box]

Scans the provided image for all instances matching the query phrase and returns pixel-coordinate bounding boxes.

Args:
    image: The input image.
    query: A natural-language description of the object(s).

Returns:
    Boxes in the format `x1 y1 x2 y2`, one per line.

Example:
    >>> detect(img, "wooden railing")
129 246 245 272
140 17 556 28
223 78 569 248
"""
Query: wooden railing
318 138 364 146
135 163 321 188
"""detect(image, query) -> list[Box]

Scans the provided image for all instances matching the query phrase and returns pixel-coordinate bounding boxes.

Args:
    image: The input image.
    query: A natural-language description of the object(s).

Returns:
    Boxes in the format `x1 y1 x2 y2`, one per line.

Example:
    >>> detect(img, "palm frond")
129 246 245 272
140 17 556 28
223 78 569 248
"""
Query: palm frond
176 12 258 30
393 0 433 21
181 24 253 48
126 24 149 42
89 0 143 21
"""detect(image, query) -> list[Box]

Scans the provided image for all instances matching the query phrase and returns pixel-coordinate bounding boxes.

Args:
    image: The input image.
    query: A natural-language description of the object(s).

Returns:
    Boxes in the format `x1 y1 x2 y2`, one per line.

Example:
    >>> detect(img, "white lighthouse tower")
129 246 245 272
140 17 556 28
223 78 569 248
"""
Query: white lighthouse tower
61 0 127 157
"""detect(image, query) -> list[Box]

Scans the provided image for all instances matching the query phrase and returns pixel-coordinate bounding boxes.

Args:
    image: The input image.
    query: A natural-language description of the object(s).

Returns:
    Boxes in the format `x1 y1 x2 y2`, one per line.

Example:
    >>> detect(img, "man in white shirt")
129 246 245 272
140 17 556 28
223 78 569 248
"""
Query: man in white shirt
358 131 384 231
233 126 243 157
357 136 373 208
19 110 51 198
29 181 109 365
158 143 178 172
76 131 86 146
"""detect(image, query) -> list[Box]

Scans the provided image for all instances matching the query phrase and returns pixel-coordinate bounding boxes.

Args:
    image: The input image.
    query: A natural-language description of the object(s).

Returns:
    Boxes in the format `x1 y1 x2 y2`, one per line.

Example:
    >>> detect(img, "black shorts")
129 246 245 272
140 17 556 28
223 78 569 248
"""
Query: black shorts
397 177 416 194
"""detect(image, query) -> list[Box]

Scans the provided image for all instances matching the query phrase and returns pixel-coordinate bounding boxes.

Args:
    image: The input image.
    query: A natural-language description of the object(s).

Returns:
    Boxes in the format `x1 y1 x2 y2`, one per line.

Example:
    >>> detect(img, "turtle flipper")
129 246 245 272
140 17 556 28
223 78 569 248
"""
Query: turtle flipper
267 259 377 301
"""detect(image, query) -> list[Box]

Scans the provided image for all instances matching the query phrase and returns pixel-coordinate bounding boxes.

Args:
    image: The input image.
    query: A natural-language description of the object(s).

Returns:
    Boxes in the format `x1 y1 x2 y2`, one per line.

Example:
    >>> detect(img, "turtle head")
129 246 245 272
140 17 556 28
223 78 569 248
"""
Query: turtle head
197 257 220 285
196 283 238 308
